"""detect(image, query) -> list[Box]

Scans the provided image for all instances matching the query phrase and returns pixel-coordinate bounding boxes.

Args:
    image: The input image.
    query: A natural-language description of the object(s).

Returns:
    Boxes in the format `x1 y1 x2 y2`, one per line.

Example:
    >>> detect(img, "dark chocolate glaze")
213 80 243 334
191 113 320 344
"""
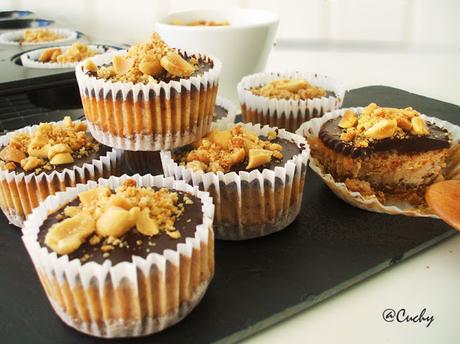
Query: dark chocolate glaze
5 144 111 175
214 105 228 120
319 117 451 158
37 190 204 265
173 136 303 173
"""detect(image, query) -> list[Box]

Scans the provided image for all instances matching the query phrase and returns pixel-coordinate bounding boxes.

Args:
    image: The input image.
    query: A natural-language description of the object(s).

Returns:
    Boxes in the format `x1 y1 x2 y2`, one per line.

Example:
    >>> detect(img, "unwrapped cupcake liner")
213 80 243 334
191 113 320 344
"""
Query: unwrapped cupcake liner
0 120 123 227
237 71 345 132
21 174 215 338
297 108 460 217
214 96 237 124
76 49 222 151
0 28 78 46
161 122 310 240
20 45 118 69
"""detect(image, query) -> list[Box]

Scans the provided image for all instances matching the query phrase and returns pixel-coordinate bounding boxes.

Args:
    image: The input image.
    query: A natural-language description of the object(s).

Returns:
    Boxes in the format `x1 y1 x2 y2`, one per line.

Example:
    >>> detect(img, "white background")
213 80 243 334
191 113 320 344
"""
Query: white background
2 0 460 343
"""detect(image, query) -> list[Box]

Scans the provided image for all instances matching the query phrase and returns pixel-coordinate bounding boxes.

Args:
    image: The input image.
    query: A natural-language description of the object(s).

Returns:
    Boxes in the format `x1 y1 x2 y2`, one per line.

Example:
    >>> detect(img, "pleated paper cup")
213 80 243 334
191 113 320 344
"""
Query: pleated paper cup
76 50 221 151
20 45 118 69
161 122 310 240
237 71 345 132
214 96 237 124
0 121 123 227
21 174 215 338
297 108 460 217
0 28 78 46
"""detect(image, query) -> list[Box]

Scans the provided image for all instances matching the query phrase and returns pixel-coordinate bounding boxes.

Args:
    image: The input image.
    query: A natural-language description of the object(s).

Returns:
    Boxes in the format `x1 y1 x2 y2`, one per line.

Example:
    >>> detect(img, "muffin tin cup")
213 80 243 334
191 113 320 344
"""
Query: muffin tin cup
161 122 310 240
214 96 237 124
21 174 215 338
20 45 117 69
297 108 460 217
0 27 78 46
0 120 123 227
237 71 345 132
75 50 222 151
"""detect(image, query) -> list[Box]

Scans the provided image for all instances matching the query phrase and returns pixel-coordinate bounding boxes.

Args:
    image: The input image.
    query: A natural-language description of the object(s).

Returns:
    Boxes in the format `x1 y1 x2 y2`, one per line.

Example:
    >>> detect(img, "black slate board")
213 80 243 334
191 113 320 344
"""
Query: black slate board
0 86 458 344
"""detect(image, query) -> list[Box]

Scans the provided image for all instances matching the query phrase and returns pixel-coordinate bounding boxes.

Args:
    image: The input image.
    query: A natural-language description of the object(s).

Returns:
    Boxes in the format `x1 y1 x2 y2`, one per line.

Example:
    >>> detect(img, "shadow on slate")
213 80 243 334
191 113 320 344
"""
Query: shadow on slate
0 86 458 344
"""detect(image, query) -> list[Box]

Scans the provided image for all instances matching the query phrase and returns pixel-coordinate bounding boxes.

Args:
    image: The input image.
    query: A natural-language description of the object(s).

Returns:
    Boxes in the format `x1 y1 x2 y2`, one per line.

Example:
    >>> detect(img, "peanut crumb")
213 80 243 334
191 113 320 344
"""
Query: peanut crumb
251 79 326 100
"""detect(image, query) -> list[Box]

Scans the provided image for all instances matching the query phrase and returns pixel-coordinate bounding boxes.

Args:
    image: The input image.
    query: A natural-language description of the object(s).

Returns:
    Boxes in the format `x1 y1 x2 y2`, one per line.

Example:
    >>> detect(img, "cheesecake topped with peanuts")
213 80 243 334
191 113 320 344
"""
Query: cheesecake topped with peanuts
173 124 301 173
40 179 204 263
84 32 213 84
250 78 333 101
309 103 451 204
0 117 107 175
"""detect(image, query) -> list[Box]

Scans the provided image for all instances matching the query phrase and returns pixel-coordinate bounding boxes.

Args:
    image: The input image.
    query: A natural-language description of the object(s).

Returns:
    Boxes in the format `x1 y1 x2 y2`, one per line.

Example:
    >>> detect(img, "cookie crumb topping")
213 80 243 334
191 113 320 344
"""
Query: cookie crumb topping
86 32 197 84
339 103 431 147
251 79 326 100
21 28 63 43
0 117 99 173
45 180 186 255
176 125 283 173
38 43 97 63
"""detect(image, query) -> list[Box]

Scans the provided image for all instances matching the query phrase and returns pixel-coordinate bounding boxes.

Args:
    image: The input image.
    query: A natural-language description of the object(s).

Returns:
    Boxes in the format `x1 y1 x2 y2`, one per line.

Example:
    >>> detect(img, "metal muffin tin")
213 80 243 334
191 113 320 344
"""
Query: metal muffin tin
0 10 126 132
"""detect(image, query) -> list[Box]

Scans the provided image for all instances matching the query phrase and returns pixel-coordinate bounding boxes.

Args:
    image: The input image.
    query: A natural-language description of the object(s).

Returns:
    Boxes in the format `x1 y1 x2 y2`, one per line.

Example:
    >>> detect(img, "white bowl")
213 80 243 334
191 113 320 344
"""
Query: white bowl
155 8 279 103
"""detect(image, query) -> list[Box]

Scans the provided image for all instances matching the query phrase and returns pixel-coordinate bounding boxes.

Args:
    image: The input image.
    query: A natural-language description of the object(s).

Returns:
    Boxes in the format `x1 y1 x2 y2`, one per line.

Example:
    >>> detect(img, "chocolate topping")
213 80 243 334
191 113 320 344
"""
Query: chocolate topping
37 190 203 265
319 117 451 158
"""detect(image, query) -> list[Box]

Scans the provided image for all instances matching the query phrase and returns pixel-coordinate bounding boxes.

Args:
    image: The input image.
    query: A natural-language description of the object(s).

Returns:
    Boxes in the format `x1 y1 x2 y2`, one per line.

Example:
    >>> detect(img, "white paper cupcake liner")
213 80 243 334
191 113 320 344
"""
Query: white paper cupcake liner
76 49 222 151
297 107 460 217
237 71 345 132
0 120 123 227
20 45 118 69
21 174 215 337
0 28 78 46
214 96 237 124
161 122 310 240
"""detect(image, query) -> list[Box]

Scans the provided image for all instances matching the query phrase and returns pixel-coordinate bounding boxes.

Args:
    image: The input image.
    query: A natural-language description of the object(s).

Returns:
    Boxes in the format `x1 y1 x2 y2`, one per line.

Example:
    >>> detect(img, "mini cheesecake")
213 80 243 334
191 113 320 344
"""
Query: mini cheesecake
76 32 221 150
22 176 214 337
238 71 344 132
309 103 451 204
0 117 121 226
161 123 310 240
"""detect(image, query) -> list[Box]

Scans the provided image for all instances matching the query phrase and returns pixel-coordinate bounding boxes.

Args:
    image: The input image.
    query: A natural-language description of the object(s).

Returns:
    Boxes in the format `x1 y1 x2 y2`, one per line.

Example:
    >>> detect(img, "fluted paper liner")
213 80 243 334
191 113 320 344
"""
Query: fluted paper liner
21 174 215 337
214 96 237 124
237 71 345 132
76 50 221 151
161 122 310 240
0 28 78 46
20 45 117 69
0 120 122 227
297 108 460 217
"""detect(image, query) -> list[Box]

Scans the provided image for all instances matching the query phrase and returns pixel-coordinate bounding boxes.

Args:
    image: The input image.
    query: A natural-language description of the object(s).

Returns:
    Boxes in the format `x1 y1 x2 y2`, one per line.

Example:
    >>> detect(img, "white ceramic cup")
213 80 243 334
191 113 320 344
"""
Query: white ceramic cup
155 8 279 104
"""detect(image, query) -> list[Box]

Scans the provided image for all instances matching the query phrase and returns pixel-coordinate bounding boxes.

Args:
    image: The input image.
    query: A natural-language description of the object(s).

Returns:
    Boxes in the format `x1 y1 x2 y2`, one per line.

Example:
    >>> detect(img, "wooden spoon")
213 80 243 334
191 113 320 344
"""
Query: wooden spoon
425 180 460 231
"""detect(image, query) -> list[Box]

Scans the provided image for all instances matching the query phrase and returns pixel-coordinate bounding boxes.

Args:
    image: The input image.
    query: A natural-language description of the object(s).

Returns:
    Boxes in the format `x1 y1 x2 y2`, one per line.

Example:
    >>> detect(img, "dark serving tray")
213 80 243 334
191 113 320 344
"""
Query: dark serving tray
0 86 458 344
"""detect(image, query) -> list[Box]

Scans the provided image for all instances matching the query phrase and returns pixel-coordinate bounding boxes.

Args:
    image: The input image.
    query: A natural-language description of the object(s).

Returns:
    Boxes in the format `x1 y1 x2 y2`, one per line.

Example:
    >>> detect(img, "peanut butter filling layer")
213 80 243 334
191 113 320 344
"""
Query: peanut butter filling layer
0 117 105 174
38 180 203 264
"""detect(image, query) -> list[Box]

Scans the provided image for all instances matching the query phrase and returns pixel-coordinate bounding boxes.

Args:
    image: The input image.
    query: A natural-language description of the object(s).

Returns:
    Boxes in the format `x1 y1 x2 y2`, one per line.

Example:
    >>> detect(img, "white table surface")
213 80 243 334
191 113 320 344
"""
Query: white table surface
242 46 460 344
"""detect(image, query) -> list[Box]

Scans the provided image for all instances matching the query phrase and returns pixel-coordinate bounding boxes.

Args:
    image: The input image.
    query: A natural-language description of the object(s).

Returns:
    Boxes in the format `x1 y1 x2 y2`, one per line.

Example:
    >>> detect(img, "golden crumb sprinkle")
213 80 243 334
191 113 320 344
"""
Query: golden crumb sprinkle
0 117 99 173
38 43 97 63
339 103 430 147
87 32 196 84
44 180 190 255
251 79 327 100
176 125 284 173
21 29 63 43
